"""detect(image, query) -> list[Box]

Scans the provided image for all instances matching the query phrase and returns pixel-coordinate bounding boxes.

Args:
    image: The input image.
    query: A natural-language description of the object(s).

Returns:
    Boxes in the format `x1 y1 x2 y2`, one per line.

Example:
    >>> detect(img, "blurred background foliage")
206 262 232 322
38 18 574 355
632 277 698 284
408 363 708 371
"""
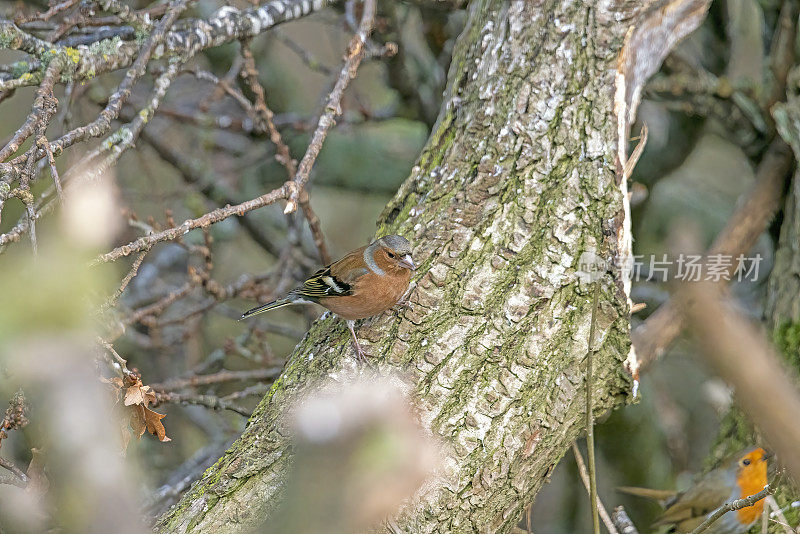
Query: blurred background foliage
0 0 797 532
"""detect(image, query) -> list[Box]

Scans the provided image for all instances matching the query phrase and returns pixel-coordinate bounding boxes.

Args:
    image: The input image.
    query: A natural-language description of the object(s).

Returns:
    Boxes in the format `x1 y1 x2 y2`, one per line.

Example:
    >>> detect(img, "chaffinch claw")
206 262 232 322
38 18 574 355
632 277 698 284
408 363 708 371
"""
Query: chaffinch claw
242 235 415 363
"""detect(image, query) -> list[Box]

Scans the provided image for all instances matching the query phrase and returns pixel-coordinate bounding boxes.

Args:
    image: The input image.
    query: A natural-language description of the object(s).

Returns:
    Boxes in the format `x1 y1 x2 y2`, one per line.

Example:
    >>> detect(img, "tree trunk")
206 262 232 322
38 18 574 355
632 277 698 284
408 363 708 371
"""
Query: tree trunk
156 1 700 532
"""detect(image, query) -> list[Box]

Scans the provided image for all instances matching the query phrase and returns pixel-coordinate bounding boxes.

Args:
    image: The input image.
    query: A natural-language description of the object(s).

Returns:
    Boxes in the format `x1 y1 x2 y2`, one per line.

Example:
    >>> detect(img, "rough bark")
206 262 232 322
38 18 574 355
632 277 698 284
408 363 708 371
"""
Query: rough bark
154 1 690 532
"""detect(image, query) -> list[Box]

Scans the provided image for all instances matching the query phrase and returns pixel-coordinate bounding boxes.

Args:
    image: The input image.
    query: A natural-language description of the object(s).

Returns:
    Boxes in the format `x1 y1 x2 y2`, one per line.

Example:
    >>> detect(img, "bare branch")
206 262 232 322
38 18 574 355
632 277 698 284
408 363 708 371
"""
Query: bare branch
153 392 252 417
633 139 793 370
285 0 376 212
682 279 800 480
38 1 188 162
39 136 64 201
0 58 62 162
100 249 150 311
150 368 282 392
0 456 28 485
572 443 620 534
611 507 640 534
93 184 289 264
1 0 334 91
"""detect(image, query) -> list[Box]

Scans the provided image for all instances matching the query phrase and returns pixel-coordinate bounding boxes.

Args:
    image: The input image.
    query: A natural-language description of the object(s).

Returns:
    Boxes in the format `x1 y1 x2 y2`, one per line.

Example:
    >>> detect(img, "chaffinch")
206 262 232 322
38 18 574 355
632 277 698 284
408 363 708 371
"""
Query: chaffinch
242 235 415 362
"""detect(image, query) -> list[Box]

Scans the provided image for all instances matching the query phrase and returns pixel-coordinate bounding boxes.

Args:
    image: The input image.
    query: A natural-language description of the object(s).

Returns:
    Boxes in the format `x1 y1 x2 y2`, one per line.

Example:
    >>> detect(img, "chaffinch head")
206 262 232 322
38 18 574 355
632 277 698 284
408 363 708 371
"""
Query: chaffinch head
242 235 415 362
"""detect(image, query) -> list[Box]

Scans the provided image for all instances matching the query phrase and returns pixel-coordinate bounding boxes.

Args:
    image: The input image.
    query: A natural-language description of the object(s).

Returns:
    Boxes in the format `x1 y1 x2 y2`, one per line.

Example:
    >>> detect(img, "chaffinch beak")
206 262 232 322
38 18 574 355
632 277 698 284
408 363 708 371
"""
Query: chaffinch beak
398 254 416 271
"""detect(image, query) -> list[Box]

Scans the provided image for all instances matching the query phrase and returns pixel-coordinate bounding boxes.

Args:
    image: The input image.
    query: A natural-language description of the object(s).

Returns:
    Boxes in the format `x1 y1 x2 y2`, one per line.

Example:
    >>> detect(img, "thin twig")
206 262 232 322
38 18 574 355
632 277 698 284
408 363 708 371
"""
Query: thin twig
586 281 601 534
100 248 150 311
18 1 188 166
17 0 81 23
190 67 254 114
765 495 795 534
123 282 195 326
298 189 331 264
240 36 331 264
137 128 285 258
26 204 37 255
285 0 377 212
0 456 28 485
93 185 290 264
97 337 134 378
153 392 252 417
0 58 62 162
38 136 63 201
221 383 271 402
150 368 282 392
571 442 620 534
240 40 297 177
688 485 772 534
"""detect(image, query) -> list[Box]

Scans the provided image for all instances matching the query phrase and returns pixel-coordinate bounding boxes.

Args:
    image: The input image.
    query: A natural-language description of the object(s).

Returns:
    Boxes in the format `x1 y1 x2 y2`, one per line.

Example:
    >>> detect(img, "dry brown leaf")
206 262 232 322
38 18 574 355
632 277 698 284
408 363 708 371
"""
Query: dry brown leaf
122 377 158 407
141 385 157 406
129 404 170 442
100 376 124 388
104 375 170 448
129 404 147 439
124 384 145 406
109 377 124 388
144 406 170 442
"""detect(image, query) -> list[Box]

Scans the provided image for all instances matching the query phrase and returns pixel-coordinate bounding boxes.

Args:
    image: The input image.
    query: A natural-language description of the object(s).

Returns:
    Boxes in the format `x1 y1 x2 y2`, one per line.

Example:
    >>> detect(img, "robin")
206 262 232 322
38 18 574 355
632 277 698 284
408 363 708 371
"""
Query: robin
619 447 770 533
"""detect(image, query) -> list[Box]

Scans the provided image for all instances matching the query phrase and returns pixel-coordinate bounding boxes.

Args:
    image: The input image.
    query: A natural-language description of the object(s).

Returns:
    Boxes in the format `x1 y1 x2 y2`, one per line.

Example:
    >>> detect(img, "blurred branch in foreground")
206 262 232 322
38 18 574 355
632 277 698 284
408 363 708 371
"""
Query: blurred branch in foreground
264 377 439 534
632 138 793 370
0 173 146 534
632 2 798 373
680 279 800 481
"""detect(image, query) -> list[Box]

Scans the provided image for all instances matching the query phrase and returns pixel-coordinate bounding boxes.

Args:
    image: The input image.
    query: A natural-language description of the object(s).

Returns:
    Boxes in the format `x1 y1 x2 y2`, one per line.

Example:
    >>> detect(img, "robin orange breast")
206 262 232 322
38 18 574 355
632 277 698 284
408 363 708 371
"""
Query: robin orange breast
619 447 770 533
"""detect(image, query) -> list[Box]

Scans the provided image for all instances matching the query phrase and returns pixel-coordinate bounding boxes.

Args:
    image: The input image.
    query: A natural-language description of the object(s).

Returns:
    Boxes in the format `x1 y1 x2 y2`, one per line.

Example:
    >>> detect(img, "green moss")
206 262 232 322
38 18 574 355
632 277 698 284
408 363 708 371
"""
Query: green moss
773 321 800 367
9 61 30 78
0 27 14 49
134 27 150 43
87 36 122 57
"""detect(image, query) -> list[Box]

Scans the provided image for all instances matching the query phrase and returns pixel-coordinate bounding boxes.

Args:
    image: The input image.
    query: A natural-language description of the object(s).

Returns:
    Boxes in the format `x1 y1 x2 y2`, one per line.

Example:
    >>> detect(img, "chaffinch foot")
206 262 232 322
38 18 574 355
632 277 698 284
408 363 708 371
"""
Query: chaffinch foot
242 235 415 363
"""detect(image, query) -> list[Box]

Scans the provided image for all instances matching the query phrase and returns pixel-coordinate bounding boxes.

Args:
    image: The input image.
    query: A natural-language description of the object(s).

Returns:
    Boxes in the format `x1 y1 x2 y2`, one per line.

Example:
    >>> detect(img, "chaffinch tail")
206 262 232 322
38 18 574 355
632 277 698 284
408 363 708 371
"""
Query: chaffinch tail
242 235 415 362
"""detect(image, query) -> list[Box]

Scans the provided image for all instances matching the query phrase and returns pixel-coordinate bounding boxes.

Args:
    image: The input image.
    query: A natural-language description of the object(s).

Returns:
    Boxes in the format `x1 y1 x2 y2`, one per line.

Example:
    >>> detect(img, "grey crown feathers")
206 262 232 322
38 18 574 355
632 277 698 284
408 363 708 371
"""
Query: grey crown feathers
375 235 411 255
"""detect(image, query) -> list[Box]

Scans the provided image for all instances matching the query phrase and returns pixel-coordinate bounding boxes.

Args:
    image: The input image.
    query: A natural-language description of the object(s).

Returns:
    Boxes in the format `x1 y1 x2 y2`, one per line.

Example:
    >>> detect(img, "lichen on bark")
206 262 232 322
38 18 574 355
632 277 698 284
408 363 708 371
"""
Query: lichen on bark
156 1 642 532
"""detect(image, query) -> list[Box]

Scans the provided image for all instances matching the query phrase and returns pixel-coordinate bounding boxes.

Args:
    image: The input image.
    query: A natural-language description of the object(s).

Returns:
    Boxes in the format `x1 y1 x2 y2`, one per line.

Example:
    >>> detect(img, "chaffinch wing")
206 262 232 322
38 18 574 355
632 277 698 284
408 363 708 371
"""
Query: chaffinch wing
242 235 415 362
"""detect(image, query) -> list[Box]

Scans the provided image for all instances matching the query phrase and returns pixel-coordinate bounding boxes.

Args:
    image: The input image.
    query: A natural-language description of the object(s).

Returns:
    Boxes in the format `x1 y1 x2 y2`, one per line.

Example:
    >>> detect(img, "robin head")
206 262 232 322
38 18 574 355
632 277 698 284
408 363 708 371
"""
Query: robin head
366 235 415 275
730 447 770 525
